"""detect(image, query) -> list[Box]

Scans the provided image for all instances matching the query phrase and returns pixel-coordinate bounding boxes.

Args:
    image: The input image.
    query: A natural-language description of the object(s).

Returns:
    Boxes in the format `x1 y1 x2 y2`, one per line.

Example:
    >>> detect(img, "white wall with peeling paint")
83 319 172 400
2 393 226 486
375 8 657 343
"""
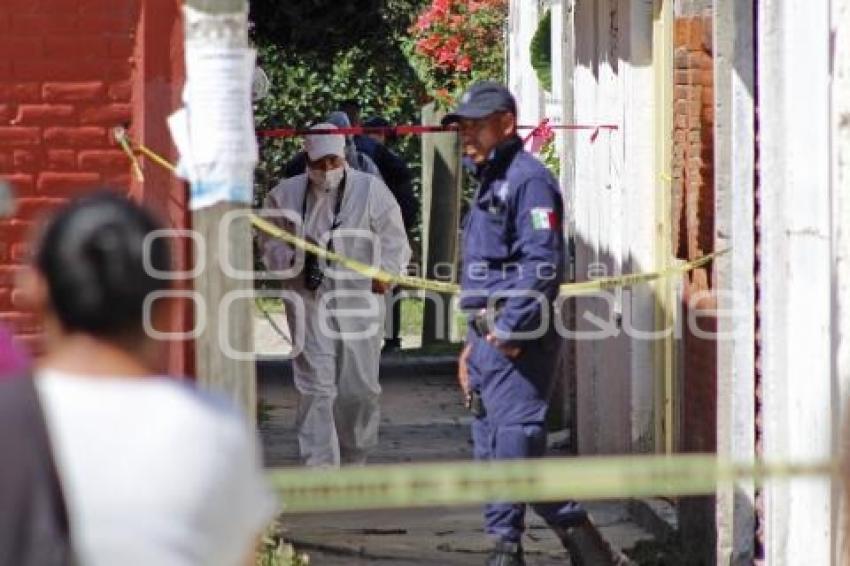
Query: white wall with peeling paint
757 0 834 563
507 0 658 455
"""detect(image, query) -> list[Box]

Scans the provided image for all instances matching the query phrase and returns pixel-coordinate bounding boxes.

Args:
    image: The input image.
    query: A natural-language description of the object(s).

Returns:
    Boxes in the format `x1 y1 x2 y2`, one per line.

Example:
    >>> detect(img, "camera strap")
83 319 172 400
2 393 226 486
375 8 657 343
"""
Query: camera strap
301 171 347 254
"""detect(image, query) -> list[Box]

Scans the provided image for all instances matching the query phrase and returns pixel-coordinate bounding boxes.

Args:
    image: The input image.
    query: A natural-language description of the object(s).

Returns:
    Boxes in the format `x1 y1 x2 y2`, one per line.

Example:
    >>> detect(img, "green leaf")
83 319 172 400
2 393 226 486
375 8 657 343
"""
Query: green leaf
530 10 553 93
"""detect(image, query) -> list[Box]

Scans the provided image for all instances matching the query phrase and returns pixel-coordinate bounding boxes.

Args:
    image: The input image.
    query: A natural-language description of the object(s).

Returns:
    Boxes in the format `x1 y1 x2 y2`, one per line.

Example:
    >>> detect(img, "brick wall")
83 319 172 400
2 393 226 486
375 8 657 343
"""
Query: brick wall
673 14 717 565
0 1 136 354
673 14 716 454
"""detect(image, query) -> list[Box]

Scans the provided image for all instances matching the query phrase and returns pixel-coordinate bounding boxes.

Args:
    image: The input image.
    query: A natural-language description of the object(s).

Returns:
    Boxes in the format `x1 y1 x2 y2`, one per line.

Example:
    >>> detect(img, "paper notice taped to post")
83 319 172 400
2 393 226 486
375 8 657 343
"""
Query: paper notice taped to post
181 46 258 209
167 108 193 179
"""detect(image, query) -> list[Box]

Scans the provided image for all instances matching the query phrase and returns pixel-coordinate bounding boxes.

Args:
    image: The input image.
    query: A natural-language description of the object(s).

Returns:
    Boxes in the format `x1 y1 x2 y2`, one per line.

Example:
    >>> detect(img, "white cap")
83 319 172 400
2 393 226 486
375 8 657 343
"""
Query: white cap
304 123 346 161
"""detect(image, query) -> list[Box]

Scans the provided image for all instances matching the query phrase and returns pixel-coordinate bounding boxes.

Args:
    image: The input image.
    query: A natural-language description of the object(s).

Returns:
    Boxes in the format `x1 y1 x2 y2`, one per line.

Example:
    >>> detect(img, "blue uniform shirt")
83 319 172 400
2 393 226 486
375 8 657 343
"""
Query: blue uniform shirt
460 136 565 342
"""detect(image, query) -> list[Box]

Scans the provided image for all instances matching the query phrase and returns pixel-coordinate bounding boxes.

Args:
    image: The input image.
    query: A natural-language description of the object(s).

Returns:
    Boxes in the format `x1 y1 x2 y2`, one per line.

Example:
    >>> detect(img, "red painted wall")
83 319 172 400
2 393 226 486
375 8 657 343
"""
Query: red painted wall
672 14 717 564
672 15 716 455
132 1 193 377
0 0 192 375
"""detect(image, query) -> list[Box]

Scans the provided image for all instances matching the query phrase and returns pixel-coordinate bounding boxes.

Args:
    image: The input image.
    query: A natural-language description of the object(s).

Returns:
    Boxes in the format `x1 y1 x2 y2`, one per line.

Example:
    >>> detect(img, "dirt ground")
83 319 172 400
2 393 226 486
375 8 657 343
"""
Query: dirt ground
259 373 654 565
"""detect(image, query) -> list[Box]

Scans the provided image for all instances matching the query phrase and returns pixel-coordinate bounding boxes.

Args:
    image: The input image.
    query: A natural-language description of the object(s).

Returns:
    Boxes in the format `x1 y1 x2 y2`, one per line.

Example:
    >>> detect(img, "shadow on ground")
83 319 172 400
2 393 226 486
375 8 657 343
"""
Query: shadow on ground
259 372 659 565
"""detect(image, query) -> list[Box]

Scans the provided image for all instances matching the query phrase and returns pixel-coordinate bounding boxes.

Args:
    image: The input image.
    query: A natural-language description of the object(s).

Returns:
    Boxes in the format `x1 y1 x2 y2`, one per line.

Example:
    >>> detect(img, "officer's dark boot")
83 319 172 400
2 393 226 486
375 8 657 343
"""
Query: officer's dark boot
551 517 634 566
486 540 525 566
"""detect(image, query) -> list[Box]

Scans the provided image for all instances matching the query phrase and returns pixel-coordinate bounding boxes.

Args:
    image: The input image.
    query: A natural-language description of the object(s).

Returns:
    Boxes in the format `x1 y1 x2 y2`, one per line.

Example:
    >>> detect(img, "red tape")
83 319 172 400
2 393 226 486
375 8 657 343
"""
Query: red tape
257 123 617 139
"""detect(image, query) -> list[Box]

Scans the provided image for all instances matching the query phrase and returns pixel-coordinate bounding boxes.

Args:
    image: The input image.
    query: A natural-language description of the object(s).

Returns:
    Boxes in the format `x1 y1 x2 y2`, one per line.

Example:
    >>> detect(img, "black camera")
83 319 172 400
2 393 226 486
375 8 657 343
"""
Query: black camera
303 237 325 291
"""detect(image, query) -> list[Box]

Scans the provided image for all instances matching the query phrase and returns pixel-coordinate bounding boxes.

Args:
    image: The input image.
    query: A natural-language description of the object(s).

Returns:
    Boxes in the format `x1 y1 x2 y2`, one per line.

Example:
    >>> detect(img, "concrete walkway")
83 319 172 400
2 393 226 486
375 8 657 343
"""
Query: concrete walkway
253 309 425 359
259 373 654 565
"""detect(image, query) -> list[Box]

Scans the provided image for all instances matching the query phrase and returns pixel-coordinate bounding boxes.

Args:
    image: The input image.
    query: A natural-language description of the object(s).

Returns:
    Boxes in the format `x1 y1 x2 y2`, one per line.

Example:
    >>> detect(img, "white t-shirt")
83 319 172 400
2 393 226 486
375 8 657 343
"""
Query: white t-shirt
36 370 278 566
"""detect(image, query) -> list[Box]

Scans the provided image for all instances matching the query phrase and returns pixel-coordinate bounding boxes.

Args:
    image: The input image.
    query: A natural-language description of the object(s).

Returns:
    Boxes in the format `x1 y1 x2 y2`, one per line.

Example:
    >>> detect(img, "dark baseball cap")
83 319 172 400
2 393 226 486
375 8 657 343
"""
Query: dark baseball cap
442 81 517 126
363 116 390 128
363 116 397 142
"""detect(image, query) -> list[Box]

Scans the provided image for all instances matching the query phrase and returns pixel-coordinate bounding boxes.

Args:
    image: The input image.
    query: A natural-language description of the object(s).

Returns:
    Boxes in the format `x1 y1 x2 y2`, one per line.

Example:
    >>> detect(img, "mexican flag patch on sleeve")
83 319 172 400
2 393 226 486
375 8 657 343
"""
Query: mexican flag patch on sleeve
530 207 558 230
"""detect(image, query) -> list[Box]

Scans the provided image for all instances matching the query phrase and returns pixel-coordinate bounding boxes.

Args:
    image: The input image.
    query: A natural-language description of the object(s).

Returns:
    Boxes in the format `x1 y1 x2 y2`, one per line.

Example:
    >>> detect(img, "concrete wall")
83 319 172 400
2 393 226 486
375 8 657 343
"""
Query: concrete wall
508 0 543 127
713 0 756 562
509 0 658 454
712 0 850 562
757 0 834 563
567 0 657 455
834 0 850 556
510 0 580 431
674 0 712 16
620 0 657 456
520 0 850 562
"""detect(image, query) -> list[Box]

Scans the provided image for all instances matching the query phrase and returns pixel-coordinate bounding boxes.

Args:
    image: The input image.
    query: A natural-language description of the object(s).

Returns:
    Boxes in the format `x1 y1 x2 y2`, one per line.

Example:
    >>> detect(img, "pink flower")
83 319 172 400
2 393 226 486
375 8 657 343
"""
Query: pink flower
415 14 432 31
437 48 455 65
432 0 451 17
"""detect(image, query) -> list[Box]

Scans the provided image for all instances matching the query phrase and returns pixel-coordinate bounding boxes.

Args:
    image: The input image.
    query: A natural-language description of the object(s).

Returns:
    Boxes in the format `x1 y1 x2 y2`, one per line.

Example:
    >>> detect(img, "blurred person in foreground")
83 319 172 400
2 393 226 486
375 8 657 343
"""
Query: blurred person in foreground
261 124 411 468
0 325 30 377
447 82 632 566
1 193 277 566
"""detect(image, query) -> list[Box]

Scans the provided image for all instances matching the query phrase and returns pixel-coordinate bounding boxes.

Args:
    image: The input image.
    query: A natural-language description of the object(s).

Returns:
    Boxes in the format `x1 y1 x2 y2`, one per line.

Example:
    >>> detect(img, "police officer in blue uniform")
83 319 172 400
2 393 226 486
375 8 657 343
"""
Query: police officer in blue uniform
445 82 631 566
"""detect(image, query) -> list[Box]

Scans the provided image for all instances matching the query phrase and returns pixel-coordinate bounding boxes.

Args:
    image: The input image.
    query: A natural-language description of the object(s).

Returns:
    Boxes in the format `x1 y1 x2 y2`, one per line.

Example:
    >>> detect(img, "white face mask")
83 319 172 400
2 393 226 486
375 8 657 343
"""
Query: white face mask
308 166 345 191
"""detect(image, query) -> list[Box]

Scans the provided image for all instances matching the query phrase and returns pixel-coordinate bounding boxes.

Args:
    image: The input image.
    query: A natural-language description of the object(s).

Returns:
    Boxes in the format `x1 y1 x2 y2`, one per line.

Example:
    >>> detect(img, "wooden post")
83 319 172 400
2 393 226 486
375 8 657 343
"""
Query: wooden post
420 103 461 345
184 0 256 422
652 0 675 454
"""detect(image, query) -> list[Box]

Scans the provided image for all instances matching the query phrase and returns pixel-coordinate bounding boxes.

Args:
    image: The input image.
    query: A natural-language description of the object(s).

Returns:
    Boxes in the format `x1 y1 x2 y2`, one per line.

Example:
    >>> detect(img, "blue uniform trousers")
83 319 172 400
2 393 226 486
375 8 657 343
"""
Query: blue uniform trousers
467 329 586 543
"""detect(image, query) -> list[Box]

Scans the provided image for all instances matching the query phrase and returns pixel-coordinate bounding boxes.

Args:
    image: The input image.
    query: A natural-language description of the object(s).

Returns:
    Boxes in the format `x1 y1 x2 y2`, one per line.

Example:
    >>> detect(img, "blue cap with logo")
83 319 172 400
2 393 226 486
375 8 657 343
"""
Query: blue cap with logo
441 81 518 126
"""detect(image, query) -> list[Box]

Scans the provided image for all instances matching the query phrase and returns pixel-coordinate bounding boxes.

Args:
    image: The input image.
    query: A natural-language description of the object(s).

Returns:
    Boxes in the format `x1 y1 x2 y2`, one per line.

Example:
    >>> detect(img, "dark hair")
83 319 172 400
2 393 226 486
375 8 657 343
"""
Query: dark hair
35 192 171 338
339 99 361 125
339 99 360 112
362 116 396 143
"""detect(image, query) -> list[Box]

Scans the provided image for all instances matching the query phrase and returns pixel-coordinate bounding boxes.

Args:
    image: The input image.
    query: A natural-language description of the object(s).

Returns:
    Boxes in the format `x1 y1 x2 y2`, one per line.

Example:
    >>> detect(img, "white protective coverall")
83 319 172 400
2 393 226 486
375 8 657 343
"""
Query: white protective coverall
262 167 411 467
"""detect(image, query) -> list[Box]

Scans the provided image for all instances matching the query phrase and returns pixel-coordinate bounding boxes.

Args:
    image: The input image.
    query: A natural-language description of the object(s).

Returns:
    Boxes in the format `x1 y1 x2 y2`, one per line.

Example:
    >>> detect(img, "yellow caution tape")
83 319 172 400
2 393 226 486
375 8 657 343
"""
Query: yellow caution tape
121 138 727 297
114 127 146 182
137 144 179 175
560 250 724 296
118 140 826 514
251 214 461 294
251 214 726 296
268 454 835 514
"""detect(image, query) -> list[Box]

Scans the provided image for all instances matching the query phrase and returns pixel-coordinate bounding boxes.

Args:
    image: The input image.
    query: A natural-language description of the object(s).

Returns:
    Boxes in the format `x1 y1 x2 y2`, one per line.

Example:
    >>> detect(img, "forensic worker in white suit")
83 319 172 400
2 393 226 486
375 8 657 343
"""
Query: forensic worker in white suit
261 123 411 467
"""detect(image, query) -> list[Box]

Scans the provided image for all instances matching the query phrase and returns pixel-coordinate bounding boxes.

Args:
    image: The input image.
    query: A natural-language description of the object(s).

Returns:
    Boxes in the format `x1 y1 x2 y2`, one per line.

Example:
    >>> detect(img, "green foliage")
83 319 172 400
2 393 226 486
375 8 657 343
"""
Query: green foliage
530 10 552 92
250 1 382 55
252 36 428 210
404 0 508 108
250 0 430 55
250 3 431 276
255 520 309 566
253 42 422 200
399 296 462 340
539 137 561 179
